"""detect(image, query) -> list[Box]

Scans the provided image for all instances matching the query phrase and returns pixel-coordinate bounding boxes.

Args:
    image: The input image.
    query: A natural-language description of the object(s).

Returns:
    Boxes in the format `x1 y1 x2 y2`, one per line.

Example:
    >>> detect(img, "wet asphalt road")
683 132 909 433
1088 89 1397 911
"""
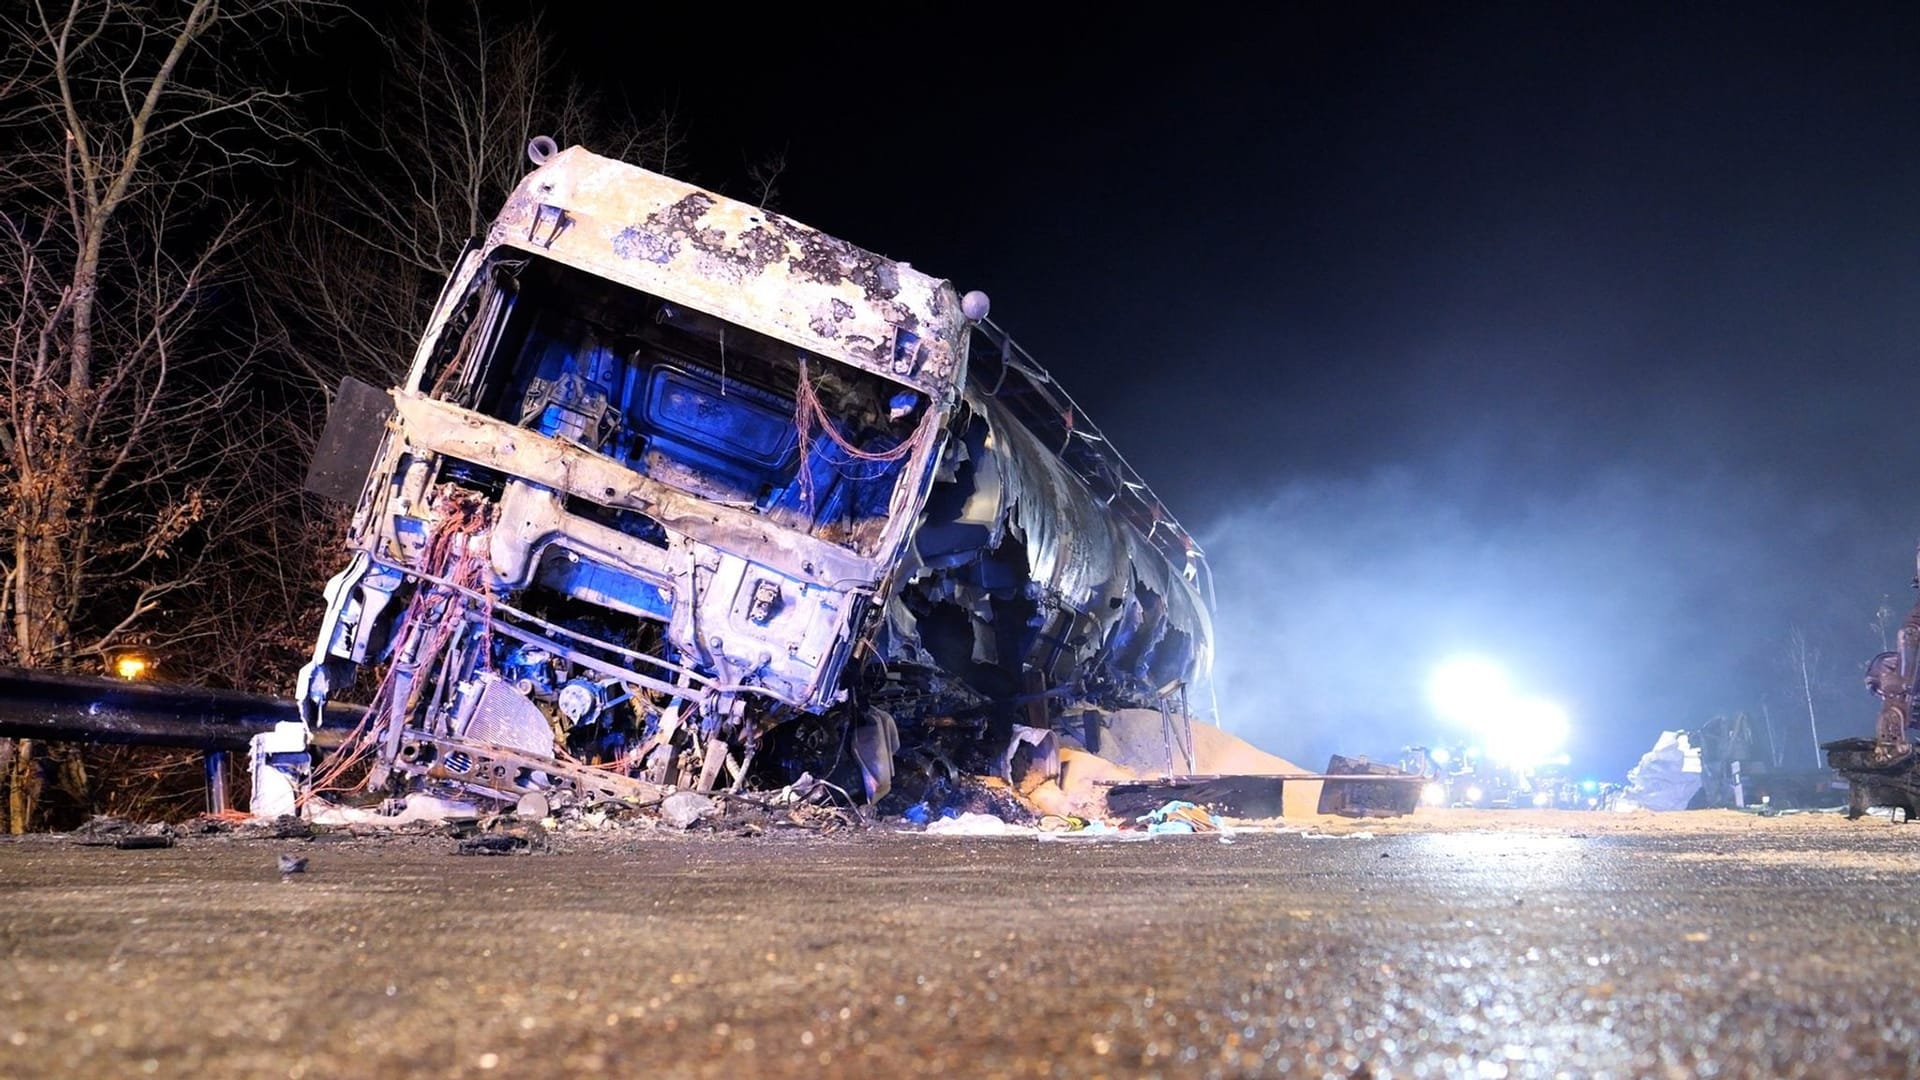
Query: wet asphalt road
1 814 1917 1078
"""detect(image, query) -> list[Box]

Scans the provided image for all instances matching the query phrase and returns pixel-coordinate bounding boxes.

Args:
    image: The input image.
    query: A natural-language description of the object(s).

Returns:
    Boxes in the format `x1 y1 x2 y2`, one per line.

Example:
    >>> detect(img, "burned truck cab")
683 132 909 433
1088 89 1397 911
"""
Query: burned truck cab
295 142 1218 814
297 146 968 800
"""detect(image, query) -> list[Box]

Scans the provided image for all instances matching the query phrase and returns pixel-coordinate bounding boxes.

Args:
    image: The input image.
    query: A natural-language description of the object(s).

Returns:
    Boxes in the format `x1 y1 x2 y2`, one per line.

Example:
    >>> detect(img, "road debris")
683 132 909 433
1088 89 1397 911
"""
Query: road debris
1615 731 1704 812
456 834 533 856
924 812 1035 837
1315 755 1422 817
1137 799 1225 834
71 817 176 848
658 792 716 830
515 792 550 820
1104 776 1287 819
900 802 954 825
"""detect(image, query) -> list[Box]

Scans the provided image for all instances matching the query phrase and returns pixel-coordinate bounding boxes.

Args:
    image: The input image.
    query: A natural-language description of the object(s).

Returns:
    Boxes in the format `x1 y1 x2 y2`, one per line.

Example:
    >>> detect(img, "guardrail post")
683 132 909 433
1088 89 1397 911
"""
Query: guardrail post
205 750 230 814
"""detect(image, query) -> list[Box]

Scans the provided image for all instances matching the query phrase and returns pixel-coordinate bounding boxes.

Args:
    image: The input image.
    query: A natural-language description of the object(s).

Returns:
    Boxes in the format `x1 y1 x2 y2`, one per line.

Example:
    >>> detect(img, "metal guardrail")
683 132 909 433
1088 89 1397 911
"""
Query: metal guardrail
0 666 354 751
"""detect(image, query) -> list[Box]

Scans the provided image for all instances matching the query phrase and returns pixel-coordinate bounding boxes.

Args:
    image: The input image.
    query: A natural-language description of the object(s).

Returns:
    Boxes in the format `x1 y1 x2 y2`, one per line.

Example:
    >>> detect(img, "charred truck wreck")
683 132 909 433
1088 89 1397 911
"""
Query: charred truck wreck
291 143 1213 811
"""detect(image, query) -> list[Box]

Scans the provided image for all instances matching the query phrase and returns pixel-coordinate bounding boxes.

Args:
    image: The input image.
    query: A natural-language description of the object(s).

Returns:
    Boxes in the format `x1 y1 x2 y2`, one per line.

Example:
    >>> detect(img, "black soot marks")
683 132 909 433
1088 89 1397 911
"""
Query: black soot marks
809 298 856 338
786 229 901 307
613 193 720 265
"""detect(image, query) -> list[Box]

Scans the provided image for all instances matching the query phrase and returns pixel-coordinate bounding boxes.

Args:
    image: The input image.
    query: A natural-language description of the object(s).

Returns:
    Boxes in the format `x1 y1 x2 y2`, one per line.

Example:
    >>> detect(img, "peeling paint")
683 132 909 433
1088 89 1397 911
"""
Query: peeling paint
809 298 855 338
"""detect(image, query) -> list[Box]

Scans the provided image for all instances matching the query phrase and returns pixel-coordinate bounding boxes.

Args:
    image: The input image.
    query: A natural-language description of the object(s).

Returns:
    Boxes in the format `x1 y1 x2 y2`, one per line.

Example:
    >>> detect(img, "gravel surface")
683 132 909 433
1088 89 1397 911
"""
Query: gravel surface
1 811 1916 1078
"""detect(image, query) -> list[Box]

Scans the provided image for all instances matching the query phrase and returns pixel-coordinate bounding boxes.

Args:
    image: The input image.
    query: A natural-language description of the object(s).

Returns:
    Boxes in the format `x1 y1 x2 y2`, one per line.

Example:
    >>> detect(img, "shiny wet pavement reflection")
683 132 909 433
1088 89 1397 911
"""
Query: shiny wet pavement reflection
1 817 1915 1077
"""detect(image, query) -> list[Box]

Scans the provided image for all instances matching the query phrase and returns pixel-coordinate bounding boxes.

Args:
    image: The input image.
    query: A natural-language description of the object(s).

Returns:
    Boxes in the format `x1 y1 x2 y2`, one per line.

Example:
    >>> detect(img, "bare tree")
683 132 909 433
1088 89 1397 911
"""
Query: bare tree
1785 627 1824 769
222 5 693 739
0 1 688 831
0 0 335 830
1757 693 1784 768
218 1 689 725
255 0 686 401
746 147 788 212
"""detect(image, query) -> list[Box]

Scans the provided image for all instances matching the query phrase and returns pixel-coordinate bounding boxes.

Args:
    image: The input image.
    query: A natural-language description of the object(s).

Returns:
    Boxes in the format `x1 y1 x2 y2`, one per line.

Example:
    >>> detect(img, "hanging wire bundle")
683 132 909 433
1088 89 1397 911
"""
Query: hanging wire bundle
791 357 938 512
302 496 497 803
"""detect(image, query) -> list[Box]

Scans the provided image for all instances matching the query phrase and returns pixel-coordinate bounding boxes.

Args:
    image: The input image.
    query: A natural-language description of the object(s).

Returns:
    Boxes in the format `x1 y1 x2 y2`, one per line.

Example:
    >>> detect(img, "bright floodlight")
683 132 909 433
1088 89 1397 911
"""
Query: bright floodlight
1427 656 1512 722
114 654 149 680
1481 698 1570 767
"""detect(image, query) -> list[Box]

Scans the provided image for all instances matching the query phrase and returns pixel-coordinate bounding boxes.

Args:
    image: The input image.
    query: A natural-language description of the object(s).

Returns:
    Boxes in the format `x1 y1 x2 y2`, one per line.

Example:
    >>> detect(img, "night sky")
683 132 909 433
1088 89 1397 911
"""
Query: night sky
545 4 1920 776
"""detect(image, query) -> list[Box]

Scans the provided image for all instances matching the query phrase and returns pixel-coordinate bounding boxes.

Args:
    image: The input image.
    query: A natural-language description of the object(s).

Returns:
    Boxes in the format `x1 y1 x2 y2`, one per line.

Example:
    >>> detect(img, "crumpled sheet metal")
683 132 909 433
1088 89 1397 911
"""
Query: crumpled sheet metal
389 392 879 588
996 724 1062 785
964 389 1213 680
491 146 969 404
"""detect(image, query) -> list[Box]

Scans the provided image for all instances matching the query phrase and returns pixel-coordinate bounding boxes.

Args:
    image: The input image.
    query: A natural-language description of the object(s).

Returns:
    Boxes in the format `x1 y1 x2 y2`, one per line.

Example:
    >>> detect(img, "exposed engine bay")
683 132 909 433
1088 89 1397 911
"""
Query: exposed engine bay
294 144 1213 811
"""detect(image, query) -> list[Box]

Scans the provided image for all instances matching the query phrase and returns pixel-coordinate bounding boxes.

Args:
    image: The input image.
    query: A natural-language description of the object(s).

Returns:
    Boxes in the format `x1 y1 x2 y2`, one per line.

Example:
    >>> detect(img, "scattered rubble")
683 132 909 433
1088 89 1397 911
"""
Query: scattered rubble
457 834 534 856
70 816 176 848
1137 799 1225 834
58 696 1382 846
925 812 1034 837
657 791 716 829
1615 730 1704 812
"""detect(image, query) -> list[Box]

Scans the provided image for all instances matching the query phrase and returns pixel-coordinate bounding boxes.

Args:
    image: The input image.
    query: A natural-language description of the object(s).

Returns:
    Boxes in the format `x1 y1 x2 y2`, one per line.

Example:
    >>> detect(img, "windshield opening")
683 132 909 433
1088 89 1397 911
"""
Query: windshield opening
427 251 932 554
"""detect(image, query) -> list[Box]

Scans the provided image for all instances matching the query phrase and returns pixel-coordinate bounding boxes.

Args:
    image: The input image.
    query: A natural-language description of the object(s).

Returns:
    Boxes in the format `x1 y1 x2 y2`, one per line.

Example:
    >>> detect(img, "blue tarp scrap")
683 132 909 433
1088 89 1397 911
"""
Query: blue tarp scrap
902 801 961 825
